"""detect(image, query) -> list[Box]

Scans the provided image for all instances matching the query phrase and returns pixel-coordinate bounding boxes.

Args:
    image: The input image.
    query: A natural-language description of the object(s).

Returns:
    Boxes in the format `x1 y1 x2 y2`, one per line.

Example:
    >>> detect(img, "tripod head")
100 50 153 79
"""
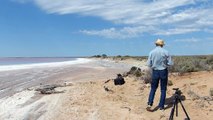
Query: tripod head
172 88 182 96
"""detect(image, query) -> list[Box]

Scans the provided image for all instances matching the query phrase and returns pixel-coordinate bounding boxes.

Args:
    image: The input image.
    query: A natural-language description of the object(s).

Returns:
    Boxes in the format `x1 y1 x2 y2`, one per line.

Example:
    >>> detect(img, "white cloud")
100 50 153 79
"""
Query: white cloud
174 38 200 42
80 26 201 39
155 28 200 35
31 0 195 26
80 26 155 39
80 28 130 39
14 0 213 38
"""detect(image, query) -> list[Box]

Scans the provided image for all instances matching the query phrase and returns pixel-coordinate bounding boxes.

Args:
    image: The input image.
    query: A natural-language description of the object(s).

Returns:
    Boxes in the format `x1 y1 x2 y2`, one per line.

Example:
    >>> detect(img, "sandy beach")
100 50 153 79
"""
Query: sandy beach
0 58 132 120
0 58 213 120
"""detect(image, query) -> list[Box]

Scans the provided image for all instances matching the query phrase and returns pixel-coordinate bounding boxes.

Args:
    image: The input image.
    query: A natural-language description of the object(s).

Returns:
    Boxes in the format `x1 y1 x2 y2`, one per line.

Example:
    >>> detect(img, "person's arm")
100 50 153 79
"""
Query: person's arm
147 52 152 67
167 53 173 66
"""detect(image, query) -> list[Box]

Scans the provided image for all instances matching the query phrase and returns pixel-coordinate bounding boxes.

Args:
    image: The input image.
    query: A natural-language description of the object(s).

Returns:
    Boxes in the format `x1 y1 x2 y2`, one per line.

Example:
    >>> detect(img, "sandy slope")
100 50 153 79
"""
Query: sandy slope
46 71 213 120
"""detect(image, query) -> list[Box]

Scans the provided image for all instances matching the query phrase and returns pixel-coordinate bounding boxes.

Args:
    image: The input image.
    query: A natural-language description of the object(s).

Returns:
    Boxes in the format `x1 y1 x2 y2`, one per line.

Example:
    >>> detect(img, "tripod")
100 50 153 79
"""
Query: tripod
169 88 190 120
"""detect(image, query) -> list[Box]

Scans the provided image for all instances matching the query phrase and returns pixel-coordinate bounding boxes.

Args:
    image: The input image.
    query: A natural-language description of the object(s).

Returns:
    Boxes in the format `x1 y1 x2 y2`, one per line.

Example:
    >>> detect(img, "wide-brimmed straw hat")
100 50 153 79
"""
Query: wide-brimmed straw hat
155 39 165 46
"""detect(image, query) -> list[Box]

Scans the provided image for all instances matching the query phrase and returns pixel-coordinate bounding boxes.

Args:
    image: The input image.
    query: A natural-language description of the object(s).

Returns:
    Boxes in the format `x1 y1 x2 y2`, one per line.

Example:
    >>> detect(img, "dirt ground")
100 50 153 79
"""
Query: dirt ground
45 71 213 120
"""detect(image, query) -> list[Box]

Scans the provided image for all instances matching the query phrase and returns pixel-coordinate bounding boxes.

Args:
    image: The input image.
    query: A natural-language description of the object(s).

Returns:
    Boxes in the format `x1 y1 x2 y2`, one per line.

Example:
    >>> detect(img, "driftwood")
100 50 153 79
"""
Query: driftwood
104 86 114 93
121 106 131 111
35 84 65 94
104 79 111 83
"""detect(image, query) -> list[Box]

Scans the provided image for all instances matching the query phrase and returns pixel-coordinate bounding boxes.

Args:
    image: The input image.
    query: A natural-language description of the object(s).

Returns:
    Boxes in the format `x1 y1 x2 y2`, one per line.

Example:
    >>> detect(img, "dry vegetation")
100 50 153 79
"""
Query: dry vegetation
92 54 213 75
169 55 213 75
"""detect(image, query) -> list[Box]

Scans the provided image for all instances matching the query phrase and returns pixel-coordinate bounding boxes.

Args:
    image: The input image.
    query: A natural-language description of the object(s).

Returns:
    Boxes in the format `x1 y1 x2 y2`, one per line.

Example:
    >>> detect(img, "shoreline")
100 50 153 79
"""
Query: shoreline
0 58 91 72
0 59 131 99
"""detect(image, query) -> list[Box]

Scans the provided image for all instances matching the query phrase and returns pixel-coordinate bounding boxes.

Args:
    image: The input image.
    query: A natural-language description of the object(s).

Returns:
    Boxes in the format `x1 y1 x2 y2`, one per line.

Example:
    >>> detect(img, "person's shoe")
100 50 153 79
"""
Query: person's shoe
146 105 152 112
159 107 165 111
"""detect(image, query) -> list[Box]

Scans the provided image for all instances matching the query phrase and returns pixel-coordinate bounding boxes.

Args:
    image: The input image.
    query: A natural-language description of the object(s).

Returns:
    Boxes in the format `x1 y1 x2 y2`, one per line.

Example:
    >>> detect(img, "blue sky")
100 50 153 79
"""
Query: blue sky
0 0 213 57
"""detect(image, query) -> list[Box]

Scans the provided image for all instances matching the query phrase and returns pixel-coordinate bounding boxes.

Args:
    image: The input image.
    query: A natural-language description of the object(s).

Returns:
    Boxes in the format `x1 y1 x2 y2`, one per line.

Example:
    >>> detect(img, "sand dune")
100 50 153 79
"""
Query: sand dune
44 71 212 120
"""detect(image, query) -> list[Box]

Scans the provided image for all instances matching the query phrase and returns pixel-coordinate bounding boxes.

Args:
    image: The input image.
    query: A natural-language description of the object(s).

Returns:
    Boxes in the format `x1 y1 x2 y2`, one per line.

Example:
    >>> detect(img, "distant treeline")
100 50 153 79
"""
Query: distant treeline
92 54 213 74
91 54 147 60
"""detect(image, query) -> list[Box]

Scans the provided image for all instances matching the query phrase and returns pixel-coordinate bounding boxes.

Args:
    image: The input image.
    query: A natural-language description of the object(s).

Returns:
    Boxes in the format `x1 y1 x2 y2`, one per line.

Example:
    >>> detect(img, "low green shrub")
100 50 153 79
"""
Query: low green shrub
125 66 143 77
130 66 137 73
135 70 142 77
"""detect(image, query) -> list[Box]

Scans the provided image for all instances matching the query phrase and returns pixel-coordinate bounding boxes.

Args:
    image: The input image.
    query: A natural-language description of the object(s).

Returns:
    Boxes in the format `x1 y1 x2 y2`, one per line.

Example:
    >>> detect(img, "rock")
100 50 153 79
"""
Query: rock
90 81 96 84
104 86 110 91
64 82 73 86
35 85 57 91
190 82 197 85
210 88 213 96
168 80 173 86
35 84 64 94
40 89 55 94
146 84 151 88
26 87 34 91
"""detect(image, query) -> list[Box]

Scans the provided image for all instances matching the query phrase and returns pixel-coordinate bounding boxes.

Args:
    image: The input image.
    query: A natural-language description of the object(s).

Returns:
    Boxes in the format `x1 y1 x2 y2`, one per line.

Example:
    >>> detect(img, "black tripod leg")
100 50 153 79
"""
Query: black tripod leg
178 99 190 120
169 105 175 120
169 101 176 120
176 99 178 117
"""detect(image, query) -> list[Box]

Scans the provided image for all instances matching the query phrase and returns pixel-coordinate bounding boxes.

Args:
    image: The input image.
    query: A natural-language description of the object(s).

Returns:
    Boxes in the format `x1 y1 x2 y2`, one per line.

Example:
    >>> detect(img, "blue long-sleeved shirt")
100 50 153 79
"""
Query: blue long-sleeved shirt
147 46 173 70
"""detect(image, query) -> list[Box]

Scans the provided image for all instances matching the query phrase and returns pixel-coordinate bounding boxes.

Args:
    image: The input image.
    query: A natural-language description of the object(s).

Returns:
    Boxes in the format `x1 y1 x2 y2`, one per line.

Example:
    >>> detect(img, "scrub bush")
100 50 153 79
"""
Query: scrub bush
169 55 213 74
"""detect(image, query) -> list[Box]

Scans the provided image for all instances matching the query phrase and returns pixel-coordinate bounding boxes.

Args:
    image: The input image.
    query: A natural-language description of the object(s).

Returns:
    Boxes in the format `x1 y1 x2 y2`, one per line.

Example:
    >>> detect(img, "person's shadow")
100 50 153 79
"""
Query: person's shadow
150 94 186 112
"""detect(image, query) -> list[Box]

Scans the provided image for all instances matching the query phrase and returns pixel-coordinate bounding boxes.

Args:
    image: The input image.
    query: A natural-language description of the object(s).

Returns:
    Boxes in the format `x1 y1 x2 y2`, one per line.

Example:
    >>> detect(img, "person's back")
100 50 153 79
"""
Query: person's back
147 46 172 70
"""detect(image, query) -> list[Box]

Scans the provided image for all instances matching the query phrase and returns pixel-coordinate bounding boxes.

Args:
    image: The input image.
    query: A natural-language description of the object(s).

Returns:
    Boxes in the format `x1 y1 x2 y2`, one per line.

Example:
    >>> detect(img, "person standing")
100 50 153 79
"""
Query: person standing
146 39 173 111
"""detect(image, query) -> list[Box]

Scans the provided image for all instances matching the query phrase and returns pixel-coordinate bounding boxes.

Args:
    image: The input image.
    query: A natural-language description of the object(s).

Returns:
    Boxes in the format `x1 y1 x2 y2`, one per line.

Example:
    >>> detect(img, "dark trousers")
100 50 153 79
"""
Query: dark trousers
148 69 168 108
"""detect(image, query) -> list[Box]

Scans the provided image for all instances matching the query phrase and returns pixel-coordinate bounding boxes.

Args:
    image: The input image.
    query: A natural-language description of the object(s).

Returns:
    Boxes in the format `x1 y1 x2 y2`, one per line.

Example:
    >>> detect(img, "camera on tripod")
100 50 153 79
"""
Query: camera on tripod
169 88 190 120
172 88 182 96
